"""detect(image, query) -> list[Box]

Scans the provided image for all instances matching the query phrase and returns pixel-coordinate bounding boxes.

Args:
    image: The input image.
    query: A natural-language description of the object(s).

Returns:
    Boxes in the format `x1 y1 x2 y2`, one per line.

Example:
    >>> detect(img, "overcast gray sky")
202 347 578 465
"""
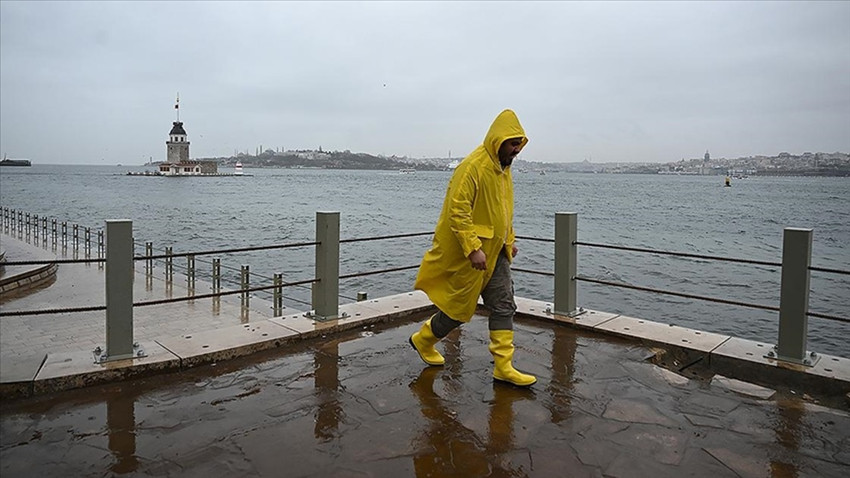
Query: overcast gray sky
1 1 848 165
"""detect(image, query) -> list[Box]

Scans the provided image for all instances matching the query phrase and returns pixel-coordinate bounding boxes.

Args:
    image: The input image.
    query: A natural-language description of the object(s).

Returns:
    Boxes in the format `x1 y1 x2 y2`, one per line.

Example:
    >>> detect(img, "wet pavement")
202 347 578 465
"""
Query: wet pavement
2 317 849 477
1 233 292 359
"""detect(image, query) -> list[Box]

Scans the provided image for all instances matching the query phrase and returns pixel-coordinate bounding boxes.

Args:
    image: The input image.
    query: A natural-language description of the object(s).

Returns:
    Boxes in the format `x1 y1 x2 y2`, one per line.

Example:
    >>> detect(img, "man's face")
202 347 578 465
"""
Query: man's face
498 138 524 166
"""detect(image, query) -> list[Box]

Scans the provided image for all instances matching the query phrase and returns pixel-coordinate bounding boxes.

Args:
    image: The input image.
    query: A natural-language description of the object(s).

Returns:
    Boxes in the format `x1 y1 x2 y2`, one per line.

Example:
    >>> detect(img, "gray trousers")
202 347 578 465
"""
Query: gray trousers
431 250 517 338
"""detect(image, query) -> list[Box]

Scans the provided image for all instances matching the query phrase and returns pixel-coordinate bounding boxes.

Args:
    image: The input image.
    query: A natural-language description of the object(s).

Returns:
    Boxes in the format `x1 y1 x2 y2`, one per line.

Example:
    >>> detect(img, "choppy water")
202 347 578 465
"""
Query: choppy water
1 164 848 356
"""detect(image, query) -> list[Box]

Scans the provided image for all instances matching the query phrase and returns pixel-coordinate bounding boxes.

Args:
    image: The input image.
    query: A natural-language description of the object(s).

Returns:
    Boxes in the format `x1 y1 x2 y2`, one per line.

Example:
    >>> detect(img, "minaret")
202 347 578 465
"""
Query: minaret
166 93 190 163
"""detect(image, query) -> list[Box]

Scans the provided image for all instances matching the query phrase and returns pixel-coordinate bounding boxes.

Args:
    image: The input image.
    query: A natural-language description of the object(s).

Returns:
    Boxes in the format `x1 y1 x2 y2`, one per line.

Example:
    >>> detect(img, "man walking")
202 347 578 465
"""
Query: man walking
410 109 536 387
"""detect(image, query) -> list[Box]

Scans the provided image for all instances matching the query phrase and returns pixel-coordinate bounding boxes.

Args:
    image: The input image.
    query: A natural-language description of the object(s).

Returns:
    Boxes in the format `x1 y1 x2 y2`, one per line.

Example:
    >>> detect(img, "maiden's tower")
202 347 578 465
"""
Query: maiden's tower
158 95 217 175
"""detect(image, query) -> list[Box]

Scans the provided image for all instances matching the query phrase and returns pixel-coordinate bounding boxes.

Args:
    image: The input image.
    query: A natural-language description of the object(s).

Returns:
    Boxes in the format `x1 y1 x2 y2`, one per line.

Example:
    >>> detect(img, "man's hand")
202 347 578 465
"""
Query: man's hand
511 245 518 258
468 249 486 270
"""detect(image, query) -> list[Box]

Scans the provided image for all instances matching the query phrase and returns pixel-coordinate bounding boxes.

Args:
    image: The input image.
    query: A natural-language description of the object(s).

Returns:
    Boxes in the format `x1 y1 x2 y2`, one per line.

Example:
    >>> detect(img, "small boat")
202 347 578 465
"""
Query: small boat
0 154 31 167
234 161 244 176
398 168 416 174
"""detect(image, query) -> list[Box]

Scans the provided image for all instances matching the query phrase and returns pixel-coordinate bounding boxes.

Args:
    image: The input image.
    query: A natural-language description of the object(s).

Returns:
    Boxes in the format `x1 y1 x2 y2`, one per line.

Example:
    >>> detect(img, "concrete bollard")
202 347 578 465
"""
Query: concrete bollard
772 227 817 366
97 219 143 363
554 212 578 316
310 211 342 321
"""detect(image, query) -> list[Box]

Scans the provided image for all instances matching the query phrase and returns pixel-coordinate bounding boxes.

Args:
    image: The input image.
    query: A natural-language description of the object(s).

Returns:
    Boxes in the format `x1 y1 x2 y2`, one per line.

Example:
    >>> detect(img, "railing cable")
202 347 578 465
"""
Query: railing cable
340 231 432 243
340 264 419 279
516 235 554 243
575 275 850 324
0 279 317 317
575 241 781 267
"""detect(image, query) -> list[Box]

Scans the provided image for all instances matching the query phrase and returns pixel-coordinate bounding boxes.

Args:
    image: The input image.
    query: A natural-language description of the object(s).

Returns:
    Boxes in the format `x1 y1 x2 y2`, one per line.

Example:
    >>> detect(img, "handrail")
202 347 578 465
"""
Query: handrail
0 278 318 317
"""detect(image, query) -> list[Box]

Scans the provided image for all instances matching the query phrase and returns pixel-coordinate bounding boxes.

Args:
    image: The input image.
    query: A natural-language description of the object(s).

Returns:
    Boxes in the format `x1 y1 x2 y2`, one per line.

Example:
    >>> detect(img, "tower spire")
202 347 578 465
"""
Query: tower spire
175 92 180 122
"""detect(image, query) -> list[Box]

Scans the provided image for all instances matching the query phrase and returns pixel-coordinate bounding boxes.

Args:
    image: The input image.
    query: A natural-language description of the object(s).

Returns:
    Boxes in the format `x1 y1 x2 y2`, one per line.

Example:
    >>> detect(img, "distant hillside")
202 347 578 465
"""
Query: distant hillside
200 150 443 171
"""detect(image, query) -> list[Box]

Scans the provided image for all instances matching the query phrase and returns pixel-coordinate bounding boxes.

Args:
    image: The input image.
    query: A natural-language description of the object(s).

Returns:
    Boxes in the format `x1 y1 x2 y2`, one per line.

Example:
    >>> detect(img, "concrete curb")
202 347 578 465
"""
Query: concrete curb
2 293 848 401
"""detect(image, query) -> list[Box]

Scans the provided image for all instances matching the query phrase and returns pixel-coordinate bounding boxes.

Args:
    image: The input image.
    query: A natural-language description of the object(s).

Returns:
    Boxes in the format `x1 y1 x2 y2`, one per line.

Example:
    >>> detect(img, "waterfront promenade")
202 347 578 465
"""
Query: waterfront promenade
1 230 849 476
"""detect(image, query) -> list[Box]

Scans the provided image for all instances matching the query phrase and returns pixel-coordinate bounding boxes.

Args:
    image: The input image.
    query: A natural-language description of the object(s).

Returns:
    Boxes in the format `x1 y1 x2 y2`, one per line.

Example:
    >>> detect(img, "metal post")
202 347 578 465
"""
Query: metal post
97 219 143 363
357 291 368 302
310 211 343 321
554 212 579 316
73 224 79 250
165 246 173 281
145 242 153 274
52 219 58 246
241 265 250 307
61 221 67 247
187 254 195 288
25 213 31 238
771 227 817 366
212 258 221 292
97 230 105 269
85 227 91 253
273 273 283 316
33 215 39 240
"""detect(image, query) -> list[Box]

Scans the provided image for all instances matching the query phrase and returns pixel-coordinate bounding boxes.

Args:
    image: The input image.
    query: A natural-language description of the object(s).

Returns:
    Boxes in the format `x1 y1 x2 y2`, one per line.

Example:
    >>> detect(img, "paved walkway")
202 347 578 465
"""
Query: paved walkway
1 233 299 359
2 318 849 477
1 230 849 477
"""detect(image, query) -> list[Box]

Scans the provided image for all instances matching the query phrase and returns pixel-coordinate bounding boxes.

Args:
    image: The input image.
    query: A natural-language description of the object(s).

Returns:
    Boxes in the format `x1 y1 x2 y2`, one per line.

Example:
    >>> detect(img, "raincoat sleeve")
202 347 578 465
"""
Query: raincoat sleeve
448 169 482 259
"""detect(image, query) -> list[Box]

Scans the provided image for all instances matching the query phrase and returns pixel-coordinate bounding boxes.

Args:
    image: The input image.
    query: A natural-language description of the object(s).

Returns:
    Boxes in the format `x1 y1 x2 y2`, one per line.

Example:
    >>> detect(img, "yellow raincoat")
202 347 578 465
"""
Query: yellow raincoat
414 109 528 322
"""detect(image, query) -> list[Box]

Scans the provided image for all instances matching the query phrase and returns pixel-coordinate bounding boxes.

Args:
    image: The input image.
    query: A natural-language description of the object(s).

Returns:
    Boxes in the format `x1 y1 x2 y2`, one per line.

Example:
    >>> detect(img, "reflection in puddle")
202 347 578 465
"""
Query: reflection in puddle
107 394 139 474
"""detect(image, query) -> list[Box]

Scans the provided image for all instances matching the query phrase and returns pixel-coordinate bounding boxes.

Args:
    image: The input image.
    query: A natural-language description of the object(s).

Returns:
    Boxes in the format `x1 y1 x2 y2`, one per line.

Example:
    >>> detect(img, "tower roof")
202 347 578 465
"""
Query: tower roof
169 122 187 135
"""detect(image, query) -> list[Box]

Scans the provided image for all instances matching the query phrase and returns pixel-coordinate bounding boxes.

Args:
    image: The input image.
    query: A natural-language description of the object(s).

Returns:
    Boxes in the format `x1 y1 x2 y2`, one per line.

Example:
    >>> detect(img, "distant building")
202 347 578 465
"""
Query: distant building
166 121 190 163
158 104 217 175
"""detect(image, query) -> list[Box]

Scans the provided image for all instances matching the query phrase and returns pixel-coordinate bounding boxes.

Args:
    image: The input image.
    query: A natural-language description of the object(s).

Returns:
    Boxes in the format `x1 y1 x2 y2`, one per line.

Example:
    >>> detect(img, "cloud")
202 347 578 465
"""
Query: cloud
1 1 848 164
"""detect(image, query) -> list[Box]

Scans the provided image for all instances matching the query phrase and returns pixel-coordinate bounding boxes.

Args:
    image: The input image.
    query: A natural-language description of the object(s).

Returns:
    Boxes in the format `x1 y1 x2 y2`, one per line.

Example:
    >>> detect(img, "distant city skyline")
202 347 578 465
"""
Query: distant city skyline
1 2 849 165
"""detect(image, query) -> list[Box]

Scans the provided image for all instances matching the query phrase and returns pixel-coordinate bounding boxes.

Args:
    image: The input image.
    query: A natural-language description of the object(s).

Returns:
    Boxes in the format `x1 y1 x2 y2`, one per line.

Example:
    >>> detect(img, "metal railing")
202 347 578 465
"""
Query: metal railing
2 207 847 367
0 209 432 363
512 212 848 367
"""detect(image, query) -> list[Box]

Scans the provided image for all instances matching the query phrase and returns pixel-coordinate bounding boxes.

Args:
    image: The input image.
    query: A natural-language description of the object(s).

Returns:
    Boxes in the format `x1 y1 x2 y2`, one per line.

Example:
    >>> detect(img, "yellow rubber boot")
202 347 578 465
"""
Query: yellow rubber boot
409 317 445 366
489 330 537 387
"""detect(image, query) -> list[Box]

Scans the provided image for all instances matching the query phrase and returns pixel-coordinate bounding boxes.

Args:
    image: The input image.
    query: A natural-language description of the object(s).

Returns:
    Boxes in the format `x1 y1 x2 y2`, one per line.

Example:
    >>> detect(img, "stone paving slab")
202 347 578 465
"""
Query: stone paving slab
270 290 434 339
514 297 620 328
711 336 850 396
2 318 848 477
32 340 181 395
157 321 301 368
594 313 731 353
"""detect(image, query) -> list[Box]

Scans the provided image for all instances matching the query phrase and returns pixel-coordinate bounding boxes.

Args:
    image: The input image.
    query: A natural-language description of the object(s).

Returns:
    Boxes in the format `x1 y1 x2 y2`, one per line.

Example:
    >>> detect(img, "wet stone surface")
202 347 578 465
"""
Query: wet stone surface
2 317 849 477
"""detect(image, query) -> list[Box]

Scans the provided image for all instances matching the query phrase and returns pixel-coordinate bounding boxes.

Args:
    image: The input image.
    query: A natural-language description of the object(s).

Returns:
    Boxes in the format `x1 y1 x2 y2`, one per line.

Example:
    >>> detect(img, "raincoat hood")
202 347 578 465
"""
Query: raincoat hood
482 109 528 168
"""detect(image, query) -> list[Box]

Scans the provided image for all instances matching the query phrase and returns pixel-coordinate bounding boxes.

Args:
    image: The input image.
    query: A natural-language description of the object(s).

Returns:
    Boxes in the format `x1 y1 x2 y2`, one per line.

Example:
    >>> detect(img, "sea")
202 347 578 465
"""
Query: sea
1 164 848 357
